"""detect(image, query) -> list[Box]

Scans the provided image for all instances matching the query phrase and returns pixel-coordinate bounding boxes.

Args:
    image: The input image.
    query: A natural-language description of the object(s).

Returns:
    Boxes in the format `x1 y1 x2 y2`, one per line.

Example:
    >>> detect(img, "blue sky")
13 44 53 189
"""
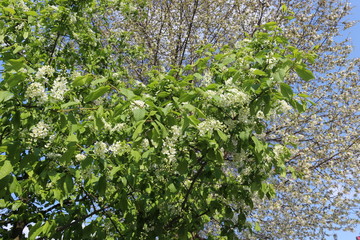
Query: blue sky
344 0 360 59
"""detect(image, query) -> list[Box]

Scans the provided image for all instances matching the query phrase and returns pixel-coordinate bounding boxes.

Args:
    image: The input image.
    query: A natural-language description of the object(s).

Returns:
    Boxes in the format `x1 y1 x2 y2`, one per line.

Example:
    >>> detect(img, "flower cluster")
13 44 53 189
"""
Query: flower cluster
198 119 226 136
93 141 130 158
51 77 69 101
162 125 182 162
130 100 147 111
273 144 288 159
109 141 130 156
30 121 50 139
75 153 87 161
205 88 249 108
35 65 55 80
276 100 292 113
25 82 48 104
102 118 126 133
93 141 108 158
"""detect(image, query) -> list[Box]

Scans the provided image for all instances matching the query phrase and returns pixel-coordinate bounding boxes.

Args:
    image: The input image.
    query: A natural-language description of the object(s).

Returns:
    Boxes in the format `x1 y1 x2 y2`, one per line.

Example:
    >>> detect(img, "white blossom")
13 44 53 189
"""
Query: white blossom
102 118 126 133
30 121 50 139
93 141 108 158
162 125 182 162
198 119 226 136
25 82 48 104
130 100 147 110
51 77 69 101
277 100 292 113
273 145 287 159
142 138 150 149
35 65 55 80
109 141 129 156
256 110 265 119
75 153 86 161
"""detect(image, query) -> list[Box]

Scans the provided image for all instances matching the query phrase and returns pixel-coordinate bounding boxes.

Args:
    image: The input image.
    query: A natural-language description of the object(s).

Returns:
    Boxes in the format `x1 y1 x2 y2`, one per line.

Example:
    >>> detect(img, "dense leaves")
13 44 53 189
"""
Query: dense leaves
0 0 315 239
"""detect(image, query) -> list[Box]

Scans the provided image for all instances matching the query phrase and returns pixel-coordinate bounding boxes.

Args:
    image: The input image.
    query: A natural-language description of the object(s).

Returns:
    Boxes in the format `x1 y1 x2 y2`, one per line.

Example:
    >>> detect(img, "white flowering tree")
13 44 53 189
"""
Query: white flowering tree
0 0 316 239
105 0 360 239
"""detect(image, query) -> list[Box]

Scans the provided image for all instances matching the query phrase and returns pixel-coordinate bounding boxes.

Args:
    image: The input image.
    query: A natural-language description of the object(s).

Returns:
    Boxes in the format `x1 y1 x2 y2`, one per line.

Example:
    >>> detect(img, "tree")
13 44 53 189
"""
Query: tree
0 0 315 239
105 0 359 239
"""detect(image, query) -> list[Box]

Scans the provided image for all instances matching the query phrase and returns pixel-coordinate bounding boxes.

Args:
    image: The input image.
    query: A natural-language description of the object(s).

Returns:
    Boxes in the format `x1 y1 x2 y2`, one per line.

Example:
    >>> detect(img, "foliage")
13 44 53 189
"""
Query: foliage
107 0 360 239
0 0 317 239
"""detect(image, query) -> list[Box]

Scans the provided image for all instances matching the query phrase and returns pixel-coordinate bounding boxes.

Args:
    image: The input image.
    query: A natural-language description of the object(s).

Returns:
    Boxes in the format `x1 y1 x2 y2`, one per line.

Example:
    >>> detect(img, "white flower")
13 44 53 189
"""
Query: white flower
30 121 50 139
170 125 181 138
256 110 265 119
225 77 234 86
273 145 287 159
198 119 226 136
35 65 55 80
102 118 126 133
130 100 147 110
142 139 150 149
25 82 48 104
201 69 213 86
206 88 249 108
44 134 56 148
51 77 68 101
93 141 108 158
75 153 86 161
162 125 182 162
109 141 129 156
277 100 292 113
15 23 25 30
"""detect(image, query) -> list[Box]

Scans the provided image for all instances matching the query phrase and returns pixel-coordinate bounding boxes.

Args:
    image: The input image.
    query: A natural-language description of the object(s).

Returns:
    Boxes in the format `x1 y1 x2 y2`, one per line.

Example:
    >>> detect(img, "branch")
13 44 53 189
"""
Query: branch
181 158 207 211
56 208 103 232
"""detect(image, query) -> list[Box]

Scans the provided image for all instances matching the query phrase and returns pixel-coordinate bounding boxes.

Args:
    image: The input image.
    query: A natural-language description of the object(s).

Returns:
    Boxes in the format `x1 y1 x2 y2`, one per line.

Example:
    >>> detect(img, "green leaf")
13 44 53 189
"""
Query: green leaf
3 7 15 15
281 4 288 12
168 183 177 193
23 31 29 39
61 101 80 109
157 91 170 98
11 201 22 211
66 133 78 143
13 45 24 54
97 176 107 196
295 65 315 81
120 88 135 99
255 222 261 231
73 74 94 87
64 175 74 195
131 150 141 162
9 177 22 195
279 83 293 99
216 130 228 142
132 120 145 140
133 108 146 121
0 91 14 103
28 222 42 240
84 86 110 102
25 11 38 16
252 69 267 76
0 160 13 180
5 58 26 71
222 54 236 65
58 144 76 164
91 77 108 86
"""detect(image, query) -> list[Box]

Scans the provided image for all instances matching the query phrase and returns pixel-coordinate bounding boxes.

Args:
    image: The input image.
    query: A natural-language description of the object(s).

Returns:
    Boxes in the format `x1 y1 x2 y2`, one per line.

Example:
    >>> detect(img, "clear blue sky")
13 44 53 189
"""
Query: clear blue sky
327 1 360 239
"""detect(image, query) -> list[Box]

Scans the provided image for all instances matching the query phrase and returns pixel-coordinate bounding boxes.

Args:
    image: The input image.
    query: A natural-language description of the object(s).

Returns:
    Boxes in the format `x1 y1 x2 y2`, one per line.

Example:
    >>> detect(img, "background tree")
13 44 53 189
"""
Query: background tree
104 0 360 239
0 0 315 239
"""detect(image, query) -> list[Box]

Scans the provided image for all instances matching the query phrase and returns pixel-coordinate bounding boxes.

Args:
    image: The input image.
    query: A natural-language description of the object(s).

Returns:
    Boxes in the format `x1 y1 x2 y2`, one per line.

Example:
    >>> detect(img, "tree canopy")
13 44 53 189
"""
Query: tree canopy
0 0 359 239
